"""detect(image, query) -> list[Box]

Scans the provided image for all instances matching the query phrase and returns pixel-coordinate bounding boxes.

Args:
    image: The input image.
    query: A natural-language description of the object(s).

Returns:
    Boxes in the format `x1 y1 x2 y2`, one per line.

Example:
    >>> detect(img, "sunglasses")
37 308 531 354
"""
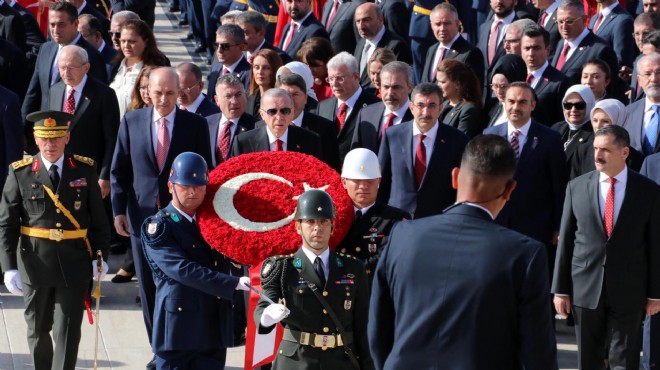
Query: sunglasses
262 107 292 116
216 43 240 51
108 31 121 39
562 102 586 110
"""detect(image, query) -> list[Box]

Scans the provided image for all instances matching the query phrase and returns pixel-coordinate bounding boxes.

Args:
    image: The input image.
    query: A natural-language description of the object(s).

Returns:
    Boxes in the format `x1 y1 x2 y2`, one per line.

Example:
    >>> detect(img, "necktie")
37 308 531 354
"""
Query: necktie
644 105 659 155
526 73 534 85
337 103 348 131
313 257 326 288
247 53 254 64
414 134 426 188
283 22 297 50
488 20 501 65
355 209 362 220
223 67 230 75
275 139 284 151
156 117 170 171
326 0 339 30
64 88 76 115
218 120 233 162
49 164 60 189
430 47 446 82
540 11 548 28
380 112 396 141
593 13 603 33
360 42 372 74
556 42 570 71
510 129 521 158
180 105 187 111
604 177 616 237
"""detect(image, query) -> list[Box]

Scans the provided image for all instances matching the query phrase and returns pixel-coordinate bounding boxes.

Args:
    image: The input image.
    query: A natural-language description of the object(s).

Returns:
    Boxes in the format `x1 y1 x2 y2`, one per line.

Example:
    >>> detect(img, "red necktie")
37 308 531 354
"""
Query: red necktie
180 105 187 111
510 129 521 157
275 139 284 151
488 20 501 65
218 120 233 162
248 54 254 64
593 13 603 33
430 47 446 82
64 88 76 115
414 133 426 188
604 177 616 237
337 103 348 131
526 73 534 84
380 112 396 141
326 0 339 30
223 67 230 75
283 22 297 50
556 42 570 71
540 12 548 28
156 117 170 171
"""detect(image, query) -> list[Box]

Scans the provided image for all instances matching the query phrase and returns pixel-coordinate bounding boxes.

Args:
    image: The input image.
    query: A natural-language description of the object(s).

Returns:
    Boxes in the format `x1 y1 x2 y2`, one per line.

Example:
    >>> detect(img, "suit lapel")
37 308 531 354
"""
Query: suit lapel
295 249 323 288
50 82 65 111
610 170 635 238
287 127 303 152
329 0 350 31
402 123 415 180
70 83 93 132
587 171 606 237
35 156 56 191
422 125 448 187
141 109 159 171
519 122 539 160
256 127 271 152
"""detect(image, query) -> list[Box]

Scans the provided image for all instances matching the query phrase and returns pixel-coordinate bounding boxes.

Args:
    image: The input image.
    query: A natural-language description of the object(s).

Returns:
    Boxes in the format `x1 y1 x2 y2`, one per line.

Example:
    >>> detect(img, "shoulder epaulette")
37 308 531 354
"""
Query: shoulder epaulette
337 252 359 261
141 216 169 245
73 154 95 167
11 157 33 170
261 254 293 279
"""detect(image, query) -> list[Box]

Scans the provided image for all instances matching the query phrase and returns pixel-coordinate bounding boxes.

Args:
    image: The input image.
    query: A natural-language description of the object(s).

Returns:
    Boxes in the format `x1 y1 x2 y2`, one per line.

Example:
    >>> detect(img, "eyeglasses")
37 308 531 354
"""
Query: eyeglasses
262 107 292 116
633 31 651 39
503 38 520 45
108 31 121 39
58 65 86 72
412 103 439 110
557 18 581 26
325 75 347 83
216 43 241 51
562 102 587 110
490 83 509 90
178 84 199 95
219 92 244 100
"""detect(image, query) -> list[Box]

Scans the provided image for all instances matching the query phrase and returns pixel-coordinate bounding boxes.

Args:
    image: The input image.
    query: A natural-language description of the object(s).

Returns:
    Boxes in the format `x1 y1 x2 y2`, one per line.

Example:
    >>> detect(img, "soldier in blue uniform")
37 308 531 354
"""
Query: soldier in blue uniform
141 152 250 370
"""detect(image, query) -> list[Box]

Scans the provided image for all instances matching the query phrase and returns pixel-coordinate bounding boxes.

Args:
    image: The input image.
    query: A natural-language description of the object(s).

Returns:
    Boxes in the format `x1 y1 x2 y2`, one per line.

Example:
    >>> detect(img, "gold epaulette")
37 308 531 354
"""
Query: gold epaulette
73 155 95 167
338 252 359 261
11 157 33 170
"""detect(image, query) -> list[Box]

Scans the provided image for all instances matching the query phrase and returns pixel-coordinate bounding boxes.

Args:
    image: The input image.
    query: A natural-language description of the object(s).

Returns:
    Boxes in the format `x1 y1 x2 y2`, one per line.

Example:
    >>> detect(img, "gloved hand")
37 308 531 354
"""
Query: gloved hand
4 270 23 296
235 276 251 291
92 261 109 281
260 303 290 327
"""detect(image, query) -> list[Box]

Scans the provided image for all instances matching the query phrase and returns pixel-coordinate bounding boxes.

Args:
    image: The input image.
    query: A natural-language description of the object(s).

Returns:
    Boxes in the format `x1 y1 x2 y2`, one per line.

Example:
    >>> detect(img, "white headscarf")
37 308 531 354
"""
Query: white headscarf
590 99 627 127
276 62 318 101
562 84 596 129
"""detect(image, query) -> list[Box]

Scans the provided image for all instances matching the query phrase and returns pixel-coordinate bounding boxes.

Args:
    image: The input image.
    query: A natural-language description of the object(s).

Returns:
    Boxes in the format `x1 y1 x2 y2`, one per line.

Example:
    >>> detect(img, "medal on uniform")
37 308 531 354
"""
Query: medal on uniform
74 200 81 210
368 244 377 253
344 300 352 310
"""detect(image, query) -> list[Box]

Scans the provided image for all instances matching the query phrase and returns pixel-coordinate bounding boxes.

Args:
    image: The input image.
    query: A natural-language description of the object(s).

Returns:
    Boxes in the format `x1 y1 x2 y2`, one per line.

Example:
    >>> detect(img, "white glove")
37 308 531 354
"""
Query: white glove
236 276 251 291
260 303 289 327
4 270 23 296
92 261 109 281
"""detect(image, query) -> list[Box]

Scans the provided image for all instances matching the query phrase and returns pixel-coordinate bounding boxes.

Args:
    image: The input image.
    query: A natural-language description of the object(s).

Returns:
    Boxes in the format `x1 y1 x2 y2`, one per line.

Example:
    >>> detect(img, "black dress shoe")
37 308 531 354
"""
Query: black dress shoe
194 43 206 53
111 273 134 283
169 6 180 12
186 31 194 40
146 355 157 370
206 56 213 66
178 19 188 26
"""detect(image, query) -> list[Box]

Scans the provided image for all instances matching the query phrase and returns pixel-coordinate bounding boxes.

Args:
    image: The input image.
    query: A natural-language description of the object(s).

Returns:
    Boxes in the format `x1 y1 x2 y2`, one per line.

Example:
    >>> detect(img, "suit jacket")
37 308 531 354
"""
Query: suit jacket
193 96 221 117
0 86 23 191
640 152 660 183
477 15 517 71
439 101 482 139
570 132 645 179
354 29 412 88
485 99 506 128
550 121 593 167
110 107 212 234
589 4 635 68
552 170 660 313
100 43 118 65
322 0 363 54
538 7 561 59
622 99 660 156
0 37 28 100
9 2 45 55
0 2 26 52
421 36 485 85
279 14 330 60
551 32 618 87
316 90 380 163
379 0 410 44
531 65 570 127
299 112 341 171
351 101 413 154
206 56 251 101
141 203 238 353
378 120 468 219
484 121 568 243
258 40 293 64
49 77 120 180
629 56 645 103
369 204 558 370
229 125 323 161
81 3 112 44
206 112 257 167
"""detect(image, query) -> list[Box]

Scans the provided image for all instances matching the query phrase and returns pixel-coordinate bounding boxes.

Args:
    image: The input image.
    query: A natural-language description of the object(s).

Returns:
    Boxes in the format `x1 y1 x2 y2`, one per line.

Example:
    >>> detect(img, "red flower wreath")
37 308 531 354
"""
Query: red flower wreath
197 151 354 266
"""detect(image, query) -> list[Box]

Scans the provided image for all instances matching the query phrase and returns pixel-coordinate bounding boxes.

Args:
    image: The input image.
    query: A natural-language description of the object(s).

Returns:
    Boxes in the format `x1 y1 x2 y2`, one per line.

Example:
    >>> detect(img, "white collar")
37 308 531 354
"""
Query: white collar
66 74 88 93
440 33 460 49
76 1 87 14
224 56 244 73
40 154 65 172
338 87 362 109
292 11 313 27
181 93 206 112
462 202 495 220
249 39 267 56
507 119 531 137
384 99 410 118
367 26 386 46
598 165 627 185
354 202 375 215
600 1 619 17
544 0 560 15
644 98 660 112
266 126 289 144
567 28 589 47
153 107 176 124
412 119 439 140
171 204 195 223
301 245 330 268
528 60 548 76
292 111 304 127
493 11 516 25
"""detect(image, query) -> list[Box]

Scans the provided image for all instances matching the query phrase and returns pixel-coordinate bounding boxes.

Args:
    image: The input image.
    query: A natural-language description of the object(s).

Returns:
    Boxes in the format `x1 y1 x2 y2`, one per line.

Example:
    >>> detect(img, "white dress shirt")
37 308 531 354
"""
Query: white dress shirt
507 119 531 151
598 167 627 227
301 246 329 281
337 87 363 119
41 155 65 178
412 121 439 163
381 100 410 128
266 127 289 151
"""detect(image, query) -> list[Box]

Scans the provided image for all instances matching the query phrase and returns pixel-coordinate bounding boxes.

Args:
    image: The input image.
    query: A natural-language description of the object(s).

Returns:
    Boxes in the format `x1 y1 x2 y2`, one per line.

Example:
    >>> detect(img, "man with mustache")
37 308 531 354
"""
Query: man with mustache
623 52 660 157
110 66 212 369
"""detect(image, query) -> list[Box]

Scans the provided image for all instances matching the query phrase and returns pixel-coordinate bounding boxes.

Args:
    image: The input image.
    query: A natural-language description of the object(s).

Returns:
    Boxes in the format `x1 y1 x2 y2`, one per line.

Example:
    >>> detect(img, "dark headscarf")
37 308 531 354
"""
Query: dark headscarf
489 54 527 85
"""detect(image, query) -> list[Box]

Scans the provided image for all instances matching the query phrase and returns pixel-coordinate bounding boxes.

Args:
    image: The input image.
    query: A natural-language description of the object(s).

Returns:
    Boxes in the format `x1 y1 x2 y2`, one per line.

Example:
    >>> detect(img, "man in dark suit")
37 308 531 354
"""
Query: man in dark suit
175 62 220 117
483 82 567 261
279 0 329 60
322 0 363 54
0 0 27 52
352 61 413 153
206 24 251 101
629 12 660 103
206 74 257 168
378 0 410 44
553 125 660 370
78 14 116 81
22 1 107 154
0 85 23 192
622 53 660 157
589 0 635 73
67 0 111 44
353 3 411 89
378 82 468 219
278 73 341 171
533 0 562 58
230 88 323 160
110 67 212 370
369 134 558 370
0 37 28 100
316 52 380 164
9 0 45 66
110 0 155 28
235 11 292 65
478 0 518 72
421 3 485 84
521 26 570 126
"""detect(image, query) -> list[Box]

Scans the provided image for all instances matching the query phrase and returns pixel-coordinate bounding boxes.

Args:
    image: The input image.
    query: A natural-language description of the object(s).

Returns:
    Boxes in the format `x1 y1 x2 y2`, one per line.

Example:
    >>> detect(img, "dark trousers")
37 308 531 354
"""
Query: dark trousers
643 314 660 369
573 290 644 370
23 281 88 370
132 233 156 343
156 348 227 370
189 0 216 52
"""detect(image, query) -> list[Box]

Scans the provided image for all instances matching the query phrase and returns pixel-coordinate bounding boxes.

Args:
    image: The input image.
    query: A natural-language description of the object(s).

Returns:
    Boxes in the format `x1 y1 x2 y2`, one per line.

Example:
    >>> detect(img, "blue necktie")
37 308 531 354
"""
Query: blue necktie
644 105 659 155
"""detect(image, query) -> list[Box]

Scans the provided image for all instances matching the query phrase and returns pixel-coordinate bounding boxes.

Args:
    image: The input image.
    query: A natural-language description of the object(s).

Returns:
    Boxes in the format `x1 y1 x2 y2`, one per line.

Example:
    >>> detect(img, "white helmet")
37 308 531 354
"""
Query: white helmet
341 148 381 179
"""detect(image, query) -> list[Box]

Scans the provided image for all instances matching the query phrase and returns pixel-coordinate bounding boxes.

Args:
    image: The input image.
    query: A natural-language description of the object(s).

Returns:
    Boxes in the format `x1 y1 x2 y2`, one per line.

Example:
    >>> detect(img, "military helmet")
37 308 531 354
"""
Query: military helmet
169 152 209 186
341 148 381 179
294 189 336 220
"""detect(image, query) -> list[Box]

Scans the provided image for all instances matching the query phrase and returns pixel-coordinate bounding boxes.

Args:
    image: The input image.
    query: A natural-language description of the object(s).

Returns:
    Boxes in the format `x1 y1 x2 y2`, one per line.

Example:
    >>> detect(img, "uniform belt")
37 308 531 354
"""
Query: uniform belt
413 4 431 15
283 328 344 349
247 7 278 23
20 226 88 242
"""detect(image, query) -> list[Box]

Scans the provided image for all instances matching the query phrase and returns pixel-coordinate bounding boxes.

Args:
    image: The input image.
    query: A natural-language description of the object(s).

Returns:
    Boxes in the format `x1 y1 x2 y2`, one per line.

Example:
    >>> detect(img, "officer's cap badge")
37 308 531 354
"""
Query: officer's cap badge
44 118 56 127
317 206 322 211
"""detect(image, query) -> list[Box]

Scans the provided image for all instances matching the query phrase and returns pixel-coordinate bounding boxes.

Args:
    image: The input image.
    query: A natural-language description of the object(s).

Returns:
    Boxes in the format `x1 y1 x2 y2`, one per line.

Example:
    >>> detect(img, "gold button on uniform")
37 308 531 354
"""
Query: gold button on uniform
340 248 346 253
177 307 182 311
56 209 61 213
56 223 62 227
323 309 327 314
355 247 361 252
346 292 351 296
299 289 304 294
323 327 329 333
322 291 328 296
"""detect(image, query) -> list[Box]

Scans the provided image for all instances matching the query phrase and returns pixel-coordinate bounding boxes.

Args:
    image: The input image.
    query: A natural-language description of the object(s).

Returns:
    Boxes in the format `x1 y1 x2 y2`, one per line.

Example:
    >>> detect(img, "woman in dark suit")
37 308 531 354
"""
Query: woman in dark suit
485 54 527 128
550 85 596 165
436 59 483 138
246 49 283 119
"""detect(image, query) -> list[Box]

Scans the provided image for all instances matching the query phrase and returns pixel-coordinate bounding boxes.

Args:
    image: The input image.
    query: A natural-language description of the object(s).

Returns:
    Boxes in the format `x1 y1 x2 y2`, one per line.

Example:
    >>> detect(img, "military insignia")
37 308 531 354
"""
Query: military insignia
69 178 87 187
44 117 56 127
32 159 40 172
261 261 273 277
369 228 377 233
67 157 77 169
293 257 302 268
73 155 95 167
11 157 33 170
170 213 180 222
74 200 82 210
147 222 158 235
317 206 322 211
344 300 352 310
336 256 343 268
31 183 39 189
346 273 355 279
368 244 377 253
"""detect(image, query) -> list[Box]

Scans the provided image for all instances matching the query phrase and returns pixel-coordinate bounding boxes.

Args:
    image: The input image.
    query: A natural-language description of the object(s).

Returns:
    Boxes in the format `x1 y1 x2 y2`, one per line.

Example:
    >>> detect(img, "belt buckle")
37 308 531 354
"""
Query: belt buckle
314 334 335 350
299 332 310 346
49 229 64 242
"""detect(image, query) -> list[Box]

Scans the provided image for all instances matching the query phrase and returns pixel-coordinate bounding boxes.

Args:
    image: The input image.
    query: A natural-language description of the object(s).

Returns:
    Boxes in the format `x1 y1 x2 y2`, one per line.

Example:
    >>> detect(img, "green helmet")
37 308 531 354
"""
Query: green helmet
294 190 336 220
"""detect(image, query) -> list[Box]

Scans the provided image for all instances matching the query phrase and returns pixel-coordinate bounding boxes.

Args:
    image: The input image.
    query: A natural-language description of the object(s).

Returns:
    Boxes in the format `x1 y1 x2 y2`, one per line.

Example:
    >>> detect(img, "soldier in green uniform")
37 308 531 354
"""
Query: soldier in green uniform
0 111 110 370
255 189 374 370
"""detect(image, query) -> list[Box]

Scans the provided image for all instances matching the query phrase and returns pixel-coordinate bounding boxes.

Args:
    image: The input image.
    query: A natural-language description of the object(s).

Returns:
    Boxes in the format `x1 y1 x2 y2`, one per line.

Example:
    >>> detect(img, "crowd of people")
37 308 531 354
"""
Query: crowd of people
0 0 660 369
